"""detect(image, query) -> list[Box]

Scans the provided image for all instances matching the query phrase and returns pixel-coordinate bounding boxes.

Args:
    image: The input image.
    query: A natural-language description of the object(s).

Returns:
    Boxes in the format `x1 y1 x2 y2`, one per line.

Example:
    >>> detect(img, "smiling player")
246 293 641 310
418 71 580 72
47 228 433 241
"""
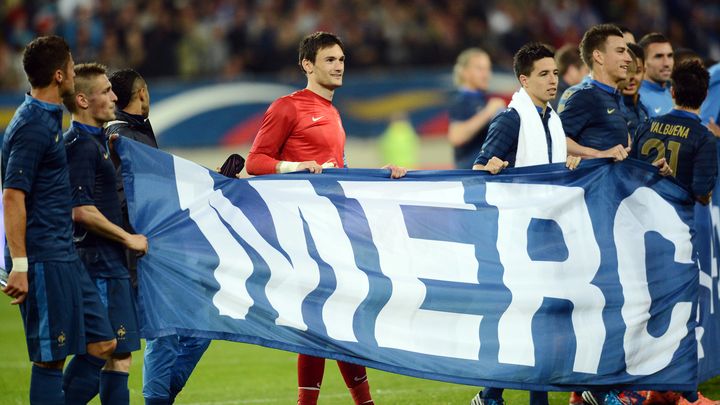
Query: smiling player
246 31 404 405
560 24 634 161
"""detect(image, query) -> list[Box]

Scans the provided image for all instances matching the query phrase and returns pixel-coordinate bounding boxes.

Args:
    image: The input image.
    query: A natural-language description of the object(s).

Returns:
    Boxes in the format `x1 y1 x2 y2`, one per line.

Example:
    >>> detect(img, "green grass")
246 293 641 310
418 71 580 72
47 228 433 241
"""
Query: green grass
1 302 718 404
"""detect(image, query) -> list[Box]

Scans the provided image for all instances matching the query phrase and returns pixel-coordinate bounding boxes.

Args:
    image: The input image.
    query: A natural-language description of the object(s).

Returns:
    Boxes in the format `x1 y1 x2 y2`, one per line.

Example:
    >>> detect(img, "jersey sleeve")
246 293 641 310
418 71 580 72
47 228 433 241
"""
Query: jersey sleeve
246 98 297 175
66 140 99 207
2 124 49 193
692 132 718 198
559 90 592 142
473 109 520 166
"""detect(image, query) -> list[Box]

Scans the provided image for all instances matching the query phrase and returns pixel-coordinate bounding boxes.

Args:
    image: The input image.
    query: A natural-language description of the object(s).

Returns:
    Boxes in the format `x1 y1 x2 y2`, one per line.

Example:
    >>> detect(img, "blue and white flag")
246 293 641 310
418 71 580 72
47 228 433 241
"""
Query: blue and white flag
117 137 711 392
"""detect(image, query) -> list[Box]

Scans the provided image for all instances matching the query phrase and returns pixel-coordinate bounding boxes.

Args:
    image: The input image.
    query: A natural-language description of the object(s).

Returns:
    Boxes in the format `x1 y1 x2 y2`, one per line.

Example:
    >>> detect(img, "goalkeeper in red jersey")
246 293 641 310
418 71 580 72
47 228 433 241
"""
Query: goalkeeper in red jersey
246 31 405 405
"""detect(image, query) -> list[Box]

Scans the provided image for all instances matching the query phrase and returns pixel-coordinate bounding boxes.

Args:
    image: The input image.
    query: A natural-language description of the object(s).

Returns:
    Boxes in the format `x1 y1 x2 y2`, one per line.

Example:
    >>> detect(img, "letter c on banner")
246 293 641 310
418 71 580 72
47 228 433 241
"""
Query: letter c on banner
615 187 693 375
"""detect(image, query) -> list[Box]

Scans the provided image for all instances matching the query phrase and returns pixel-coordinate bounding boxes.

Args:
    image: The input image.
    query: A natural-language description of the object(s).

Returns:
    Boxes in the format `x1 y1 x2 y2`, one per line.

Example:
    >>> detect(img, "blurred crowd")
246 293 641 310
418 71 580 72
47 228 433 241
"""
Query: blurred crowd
1 0 719 90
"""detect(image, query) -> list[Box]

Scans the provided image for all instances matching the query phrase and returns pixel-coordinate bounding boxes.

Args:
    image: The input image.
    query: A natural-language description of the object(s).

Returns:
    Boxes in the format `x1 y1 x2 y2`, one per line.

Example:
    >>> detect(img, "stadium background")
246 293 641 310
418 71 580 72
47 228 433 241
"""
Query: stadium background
1 0 720 403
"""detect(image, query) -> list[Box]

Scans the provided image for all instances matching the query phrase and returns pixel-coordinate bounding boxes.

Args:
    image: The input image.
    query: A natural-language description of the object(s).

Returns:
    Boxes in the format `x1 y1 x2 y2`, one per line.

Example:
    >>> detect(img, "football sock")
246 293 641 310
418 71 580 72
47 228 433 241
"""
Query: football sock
298 354 325 405
100 370 129 405
62 354 105 403
338 361 372 404
682 391 699 402
30 364 64 404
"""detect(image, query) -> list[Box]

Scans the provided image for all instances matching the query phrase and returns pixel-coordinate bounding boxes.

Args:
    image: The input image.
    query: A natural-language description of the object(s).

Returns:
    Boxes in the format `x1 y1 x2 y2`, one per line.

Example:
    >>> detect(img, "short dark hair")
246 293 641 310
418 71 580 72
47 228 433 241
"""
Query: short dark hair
63 62 108 113
22 35 71 88
109 69 145 110
513 42 555 78
671 60 709 109
627 42 644 64
298 32 344 74
579 24 624 69
638 32 670 54
556 44 583 76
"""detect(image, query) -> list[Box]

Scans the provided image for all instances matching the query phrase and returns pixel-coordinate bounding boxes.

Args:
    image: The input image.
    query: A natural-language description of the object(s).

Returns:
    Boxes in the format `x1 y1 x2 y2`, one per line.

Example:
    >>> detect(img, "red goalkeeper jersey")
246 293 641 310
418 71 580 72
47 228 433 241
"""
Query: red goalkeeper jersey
246 89 346 175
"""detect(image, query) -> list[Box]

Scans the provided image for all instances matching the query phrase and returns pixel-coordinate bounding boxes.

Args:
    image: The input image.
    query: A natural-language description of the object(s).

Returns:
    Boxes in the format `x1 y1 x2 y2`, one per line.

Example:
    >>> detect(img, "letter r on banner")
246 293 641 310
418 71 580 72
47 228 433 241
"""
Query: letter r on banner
486 182 605 374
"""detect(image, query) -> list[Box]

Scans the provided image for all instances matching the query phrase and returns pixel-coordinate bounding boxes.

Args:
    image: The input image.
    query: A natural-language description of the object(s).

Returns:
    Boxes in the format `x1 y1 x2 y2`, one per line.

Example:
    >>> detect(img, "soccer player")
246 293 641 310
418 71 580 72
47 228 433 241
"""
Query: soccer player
638 33 674 117
62 62 148 404
560 24 633 161
620 43 650 139
105 69 212 405
470 42 579 405
632 60 717 205
246 31 405 405
630 61 718 405
473 43 579 174
1 35 116 403
448 48 507 169
551 44 589 111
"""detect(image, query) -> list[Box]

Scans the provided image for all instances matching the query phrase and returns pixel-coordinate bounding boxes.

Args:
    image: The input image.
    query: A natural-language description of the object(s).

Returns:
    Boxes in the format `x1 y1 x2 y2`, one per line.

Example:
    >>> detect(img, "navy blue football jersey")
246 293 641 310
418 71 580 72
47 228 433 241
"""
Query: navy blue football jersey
632 109 718 198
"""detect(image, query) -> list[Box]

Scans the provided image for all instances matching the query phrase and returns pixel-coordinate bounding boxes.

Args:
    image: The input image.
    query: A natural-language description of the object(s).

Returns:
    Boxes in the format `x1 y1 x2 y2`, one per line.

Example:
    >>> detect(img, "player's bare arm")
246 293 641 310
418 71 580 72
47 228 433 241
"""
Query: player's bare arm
2 188 29 304
72 205 148 254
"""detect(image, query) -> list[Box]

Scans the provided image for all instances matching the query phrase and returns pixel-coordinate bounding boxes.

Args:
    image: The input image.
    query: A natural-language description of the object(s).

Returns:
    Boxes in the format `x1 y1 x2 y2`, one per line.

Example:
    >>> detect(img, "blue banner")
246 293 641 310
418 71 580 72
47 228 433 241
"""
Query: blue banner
117 137 716 392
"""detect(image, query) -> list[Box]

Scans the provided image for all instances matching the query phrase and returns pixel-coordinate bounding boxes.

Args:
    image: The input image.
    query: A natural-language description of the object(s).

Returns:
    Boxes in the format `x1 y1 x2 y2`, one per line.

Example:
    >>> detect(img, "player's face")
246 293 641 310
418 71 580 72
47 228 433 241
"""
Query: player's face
87 74 118 126
644 42 673 84
463 54 492 91
309 44 345 90
59 54 76 98
522 57 559 105
622 56 644 96
601 35 632 83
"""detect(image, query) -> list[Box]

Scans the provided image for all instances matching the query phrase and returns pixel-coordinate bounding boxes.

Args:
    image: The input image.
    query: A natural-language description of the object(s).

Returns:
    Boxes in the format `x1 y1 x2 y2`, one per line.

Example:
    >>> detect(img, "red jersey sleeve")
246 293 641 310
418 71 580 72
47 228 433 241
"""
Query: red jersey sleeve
246 97 297 175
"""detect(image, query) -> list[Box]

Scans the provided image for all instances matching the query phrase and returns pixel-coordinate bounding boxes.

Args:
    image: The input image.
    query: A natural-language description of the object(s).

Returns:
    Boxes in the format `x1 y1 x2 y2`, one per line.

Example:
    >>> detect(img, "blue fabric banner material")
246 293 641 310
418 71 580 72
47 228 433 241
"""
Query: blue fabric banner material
117 137 715 392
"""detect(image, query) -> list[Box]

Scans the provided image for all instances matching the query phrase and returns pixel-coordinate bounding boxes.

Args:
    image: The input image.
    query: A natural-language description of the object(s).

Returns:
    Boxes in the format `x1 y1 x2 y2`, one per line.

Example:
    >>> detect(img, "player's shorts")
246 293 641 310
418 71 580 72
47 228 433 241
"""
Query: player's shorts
20 258 115 362
92 277 141 353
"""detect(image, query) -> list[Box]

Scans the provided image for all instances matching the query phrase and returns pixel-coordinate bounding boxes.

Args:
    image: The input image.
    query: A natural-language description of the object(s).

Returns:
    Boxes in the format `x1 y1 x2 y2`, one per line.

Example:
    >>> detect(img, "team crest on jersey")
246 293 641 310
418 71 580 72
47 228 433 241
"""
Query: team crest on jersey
117 325 126 340
57 331 66 346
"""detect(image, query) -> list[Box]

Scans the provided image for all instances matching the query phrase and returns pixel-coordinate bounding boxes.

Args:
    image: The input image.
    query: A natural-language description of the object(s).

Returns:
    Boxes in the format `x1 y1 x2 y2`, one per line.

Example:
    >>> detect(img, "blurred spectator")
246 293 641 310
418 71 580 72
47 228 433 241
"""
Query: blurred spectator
0 0 719 89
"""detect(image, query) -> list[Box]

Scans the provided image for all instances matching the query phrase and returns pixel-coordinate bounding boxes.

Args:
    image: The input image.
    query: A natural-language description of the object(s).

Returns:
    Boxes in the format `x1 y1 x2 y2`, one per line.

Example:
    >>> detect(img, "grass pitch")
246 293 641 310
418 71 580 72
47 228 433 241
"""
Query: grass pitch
1 301 718 404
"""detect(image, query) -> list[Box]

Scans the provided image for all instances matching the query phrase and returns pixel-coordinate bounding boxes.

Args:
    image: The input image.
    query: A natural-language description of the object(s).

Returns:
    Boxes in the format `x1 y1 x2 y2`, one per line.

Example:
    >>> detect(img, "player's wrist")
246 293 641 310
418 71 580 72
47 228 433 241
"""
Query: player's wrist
278 161 301 173
11 257 28 273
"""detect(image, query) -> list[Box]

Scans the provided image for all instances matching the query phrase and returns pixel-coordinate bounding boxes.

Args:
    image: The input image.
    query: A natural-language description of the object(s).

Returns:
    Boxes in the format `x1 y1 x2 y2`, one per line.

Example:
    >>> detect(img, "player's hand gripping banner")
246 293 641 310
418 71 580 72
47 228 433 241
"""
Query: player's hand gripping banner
117 138 720 391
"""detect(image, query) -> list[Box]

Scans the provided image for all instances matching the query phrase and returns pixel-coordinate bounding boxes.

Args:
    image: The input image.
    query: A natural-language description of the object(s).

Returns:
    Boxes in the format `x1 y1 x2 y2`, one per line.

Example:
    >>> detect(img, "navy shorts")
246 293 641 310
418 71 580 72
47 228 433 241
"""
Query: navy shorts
20 259 115 362
93 277 141 354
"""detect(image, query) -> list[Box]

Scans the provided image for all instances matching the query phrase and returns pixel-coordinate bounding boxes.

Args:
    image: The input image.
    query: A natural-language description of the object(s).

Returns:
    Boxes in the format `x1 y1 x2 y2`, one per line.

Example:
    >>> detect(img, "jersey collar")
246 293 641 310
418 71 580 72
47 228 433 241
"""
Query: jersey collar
668 109 700 121
24 93 63 114
72 120 104 135
641 80 669 92
590 80 618 95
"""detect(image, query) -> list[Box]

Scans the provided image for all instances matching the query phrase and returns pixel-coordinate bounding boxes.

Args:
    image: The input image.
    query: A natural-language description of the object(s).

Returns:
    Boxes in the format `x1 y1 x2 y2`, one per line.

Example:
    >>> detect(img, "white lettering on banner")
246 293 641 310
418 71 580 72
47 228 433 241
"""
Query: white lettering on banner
250 181 368 342
340 182 482 360
485 183 605 374
615 187 693 375
174 157 255 319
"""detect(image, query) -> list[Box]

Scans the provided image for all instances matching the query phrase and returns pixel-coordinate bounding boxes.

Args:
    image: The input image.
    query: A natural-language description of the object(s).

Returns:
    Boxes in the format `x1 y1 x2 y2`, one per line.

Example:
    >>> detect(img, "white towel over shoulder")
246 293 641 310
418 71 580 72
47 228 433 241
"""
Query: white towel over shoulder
508 87 567 167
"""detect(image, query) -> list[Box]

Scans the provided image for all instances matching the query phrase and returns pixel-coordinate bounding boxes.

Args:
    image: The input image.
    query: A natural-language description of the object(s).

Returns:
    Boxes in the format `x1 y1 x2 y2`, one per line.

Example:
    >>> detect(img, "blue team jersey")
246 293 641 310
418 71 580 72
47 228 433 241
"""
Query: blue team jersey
449 89 490 169
700 63 720 125
474 107 553 168
560 80 630 151
639 80 673 117
64 122 127 278
556 75 592 113
623 95 650 141
632 109 718 198
2 94 77 265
